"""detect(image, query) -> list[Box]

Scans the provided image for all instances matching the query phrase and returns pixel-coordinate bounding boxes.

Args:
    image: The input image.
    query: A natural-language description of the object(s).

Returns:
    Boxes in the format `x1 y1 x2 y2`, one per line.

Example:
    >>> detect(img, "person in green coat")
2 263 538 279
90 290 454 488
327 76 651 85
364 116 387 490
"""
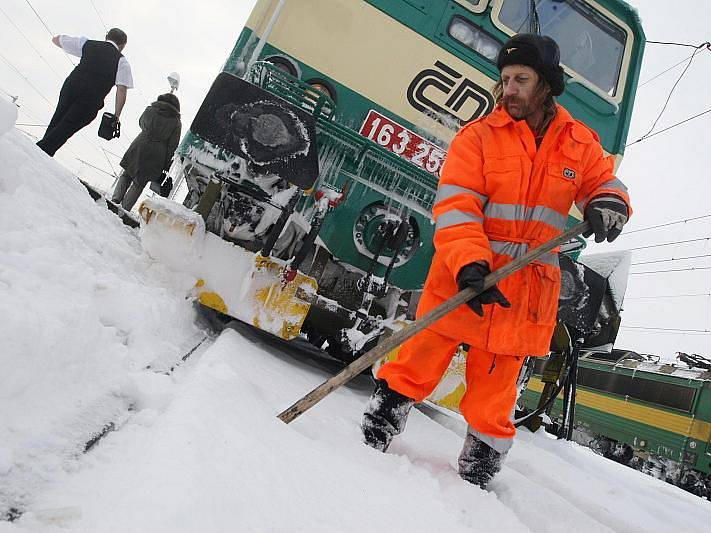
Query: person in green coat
111 93 181 210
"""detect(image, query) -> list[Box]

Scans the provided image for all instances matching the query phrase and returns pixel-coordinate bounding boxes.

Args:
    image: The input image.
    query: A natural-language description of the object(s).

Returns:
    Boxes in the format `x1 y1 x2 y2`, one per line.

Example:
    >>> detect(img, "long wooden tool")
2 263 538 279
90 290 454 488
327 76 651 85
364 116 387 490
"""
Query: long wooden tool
277 221 591 424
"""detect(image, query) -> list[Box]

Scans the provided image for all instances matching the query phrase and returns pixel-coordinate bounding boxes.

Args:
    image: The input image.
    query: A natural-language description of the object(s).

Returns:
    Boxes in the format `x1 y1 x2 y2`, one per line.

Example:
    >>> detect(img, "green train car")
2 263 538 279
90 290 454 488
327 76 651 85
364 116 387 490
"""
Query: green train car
158 0 645 358
520 350 711 498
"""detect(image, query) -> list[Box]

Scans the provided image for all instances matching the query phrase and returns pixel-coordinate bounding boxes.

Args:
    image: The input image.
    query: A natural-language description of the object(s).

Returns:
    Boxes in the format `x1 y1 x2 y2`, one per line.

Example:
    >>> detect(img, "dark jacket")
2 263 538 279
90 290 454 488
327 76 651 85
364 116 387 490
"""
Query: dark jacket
120 100 181 185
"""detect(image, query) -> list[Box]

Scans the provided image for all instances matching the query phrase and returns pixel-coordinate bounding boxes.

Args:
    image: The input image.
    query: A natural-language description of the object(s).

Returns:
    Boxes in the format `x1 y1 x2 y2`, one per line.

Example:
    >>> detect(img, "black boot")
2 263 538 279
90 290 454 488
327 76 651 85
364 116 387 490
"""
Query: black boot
457 430 507 489
361 379 415 452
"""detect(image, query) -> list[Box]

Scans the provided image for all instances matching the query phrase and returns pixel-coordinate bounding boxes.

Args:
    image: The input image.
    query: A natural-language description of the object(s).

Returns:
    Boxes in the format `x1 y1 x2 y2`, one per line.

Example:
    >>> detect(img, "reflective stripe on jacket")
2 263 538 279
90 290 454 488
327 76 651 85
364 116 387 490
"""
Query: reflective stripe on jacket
418 104 631 356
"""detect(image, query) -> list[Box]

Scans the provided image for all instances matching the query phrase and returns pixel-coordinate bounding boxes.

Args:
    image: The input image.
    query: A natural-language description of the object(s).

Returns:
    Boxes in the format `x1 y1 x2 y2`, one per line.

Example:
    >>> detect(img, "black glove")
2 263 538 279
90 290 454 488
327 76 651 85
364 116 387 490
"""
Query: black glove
160 176 173 197
456 262 511 317
583 196 628 243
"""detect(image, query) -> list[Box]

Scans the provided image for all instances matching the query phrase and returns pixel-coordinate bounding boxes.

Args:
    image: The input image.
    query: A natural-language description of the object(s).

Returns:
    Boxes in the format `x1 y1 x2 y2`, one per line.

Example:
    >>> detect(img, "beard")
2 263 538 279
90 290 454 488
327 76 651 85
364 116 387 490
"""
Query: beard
503 91 547 120
503 95 533 119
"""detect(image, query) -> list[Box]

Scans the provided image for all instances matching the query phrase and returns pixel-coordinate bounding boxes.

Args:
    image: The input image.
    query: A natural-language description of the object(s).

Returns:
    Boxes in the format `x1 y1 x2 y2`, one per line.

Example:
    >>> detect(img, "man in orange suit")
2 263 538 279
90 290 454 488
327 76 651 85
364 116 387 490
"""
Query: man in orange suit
361 33 631 489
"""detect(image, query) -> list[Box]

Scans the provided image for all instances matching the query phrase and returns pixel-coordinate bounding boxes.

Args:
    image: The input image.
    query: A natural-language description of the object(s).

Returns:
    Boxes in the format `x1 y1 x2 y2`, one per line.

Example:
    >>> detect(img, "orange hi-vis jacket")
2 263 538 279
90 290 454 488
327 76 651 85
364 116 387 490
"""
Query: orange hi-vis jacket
418 104 631 356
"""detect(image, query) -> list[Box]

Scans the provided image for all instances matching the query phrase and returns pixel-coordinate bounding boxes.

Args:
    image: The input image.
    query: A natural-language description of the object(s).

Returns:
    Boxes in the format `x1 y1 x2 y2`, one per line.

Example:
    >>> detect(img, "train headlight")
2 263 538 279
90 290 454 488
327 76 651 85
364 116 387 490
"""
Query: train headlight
306 78 337 104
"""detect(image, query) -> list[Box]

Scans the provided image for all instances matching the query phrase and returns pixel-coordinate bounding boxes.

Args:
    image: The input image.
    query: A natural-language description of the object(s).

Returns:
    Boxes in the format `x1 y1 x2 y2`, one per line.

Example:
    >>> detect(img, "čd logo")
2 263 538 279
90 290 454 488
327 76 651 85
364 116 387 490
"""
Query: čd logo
407 61 494 128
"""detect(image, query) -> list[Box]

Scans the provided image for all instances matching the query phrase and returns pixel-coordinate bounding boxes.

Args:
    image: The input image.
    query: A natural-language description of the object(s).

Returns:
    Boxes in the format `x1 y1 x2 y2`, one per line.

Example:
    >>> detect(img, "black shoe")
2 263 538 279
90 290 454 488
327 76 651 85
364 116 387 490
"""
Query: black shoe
458 431 507 489
361 379 415 452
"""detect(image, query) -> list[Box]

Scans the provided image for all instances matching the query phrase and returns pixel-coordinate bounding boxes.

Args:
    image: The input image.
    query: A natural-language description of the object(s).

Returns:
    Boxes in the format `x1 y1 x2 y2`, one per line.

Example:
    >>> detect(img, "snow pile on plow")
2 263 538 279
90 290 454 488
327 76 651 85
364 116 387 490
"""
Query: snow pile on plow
139 197 316 340
0 97 203 517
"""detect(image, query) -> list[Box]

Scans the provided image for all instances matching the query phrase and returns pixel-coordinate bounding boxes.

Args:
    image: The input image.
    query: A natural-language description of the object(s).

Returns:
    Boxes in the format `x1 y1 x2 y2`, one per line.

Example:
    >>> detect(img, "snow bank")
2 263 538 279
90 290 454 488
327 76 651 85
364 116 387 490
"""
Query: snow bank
0 125 203 514
0 96 18 138
9 326 711 532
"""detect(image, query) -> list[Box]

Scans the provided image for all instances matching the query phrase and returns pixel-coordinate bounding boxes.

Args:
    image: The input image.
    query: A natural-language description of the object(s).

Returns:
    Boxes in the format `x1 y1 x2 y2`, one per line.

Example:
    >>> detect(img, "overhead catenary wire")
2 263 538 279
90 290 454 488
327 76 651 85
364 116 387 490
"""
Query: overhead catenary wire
639 52 697 87
0 51 54 106
625 292 711 300
623 213 711 235
0 85 18 101
626 107 711 147
631 253 711 266
22 0 75 67
88 0 109 32
646 40 711 49
630 266 711 275
0 5 66 82
627 236 711 251
629 42 710 146
621 325 711 334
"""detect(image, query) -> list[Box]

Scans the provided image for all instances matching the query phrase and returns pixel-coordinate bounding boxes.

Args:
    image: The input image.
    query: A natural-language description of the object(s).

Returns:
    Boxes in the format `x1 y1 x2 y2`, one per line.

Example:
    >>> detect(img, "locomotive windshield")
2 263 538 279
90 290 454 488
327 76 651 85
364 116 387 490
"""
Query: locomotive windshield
496 0 627 96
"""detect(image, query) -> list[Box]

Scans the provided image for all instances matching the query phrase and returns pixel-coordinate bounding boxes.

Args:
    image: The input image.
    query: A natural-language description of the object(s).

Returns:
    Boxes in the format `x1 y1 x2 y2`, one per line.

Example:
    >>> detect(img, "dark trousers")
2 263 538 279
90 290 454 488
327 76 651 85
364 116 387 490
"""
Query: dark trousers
111 171 144 210
37 76 103 156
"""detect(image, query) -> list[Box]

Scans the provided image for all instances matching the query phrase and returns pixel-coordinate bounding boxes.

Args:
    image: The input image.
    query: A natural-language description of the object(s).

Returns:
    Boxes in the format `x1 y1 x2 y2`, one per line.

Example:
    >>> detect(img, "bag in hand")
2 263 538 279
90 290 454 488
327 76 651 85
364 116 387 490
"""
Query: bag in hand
98 112 121 140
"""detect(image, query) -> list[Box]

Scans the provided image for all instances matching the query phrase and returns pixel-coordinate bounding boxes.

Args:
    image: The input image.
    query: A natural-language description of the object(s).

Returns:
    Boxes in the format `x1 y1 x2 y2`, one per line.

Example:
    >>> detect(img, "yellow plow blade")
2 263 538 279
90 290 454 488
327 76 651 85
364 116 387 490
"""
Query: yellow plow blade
139 198 317 341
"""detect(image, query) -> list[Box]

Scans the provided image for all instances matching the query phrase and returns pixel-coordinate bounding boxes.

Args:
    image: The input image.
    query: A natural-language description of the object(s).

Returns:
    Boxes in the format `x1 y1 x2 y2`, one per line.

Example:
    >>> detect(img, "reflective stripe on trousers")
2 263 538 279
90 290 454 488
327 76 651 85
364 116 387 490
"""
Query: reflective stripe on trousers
465 424 513 455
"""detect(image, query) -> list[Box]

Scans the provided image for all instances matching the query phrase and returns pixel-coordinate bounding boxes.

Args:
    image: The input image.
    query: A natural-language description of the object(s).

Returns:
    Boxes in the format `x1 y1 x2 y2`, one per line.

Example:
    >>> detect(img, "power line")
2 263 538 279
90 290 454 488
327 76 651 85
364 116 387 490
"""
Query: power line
22 0 75 67
626 293 711 300
0 5 65 82
639 52 696 87
627 236 711 251
630 266 711 275
621 325 711 334
88 0 108 32
623 326 711 334
646 40 711 49
76 157 116 177
15 123 45 127
0 85 18 101
631 42 709 145
631 253 711 266
0 51 54 106
626 107 711 147
623 213 711 235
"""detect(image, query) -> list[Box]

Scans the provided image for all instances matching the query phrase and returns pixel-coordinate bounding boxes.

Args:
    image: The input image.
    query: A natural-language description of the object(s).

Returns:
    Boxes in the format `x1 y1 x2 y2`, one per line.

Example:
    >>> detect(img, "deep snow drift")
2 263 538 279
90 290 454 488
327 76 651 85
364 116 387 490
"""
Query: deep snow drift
1 95 710 532
0 96 204 517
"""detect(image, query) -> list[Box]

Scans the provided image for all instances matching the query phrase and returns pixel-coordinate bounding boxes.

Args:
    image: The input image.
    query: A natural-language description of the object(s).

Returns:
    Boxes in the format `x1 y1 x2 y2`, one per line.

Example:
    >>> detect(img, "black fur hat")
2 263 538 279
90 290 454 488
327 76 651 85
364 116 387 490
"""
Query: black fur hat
157 93 180 112
497 33 565 96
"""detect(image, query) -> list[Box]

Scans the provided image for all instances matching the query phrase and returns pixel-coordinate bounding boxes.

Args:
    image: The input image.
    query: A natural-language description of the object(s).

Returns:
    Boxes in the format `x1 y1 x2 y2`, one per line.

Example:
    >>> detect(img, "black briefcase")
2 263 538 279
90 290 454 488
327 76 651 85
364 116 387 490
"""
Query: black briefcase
98 112 121 140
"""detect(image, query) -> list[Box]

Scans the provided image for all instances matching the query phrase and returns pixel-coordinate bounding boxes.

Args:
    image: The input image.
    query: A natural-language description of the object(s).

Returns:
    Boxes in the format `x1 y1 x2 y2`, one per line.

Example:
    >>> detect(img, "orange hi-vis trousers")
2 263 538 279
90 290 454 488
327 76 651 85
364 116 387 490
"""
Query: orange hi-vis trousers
377 327 525 452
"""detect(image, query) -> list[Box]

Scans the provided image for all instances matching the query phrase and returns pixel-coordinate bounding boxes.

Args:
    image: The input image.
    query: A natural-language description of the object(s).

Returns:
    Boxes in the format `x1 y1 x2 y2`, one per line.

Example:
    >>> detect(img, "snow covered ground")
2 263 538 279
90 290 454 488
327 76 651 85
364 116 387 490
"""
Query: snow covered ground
2 95 711 532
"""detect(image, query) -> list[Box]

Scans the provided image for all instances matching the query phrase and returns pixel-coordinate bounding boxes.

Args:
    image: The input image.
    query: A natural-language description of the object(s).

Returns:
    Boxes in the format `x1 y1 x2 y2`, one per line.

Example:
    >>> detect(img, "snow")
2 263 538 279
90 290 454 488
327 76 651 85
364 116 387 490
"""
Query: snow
2 97 711 531
578 250 632 310
0 108 203 516
0 97 18 138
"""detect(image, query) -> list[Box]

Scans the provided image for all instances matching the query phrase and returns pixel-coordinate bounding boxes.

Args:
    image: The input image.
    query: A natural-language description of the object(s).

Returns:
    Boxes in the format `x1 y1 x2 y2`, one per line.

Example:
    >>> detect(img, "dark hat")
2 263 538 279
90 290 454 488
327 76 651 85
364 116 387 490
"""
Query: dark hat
157 93 180 112
496 33 565 96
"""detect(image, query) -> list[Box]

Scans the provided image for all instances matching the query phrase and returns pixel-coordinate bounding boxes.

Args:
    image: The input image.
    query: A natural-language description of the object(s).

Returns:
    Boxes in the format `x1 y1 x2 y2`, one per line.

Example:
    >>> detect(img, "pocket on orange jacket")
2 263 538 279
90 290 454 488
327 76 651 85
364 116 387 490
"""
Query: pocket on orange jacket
527 264 560 325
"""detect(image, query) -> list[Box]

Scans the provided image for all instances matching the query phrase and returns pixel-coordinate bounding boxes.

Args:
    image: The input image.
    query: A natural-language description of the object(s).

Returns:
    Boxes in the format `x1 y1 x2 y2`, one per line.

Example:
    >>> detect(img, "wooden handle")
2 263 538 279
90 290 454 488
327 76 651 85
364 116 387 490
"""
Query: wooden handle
277 221 591 424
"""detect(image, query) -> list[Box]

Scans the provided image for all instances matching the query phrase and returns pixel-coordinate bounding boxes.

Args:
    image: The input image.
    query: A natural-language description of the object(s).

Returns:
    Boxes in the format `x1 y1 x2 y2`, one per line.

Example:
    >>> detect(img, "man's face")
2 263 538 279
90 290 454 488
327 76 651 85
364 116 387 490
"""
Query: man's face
501 65 543 119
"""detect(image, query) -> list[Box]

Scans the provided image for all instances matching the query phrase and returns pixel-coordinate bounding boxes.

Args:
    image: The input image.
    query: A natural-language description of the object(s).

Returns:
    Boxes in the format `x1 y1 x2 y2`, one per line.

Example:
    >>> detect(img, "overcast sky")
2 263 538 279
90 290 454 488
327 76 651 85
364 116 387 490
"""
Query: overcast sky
2 0 710 360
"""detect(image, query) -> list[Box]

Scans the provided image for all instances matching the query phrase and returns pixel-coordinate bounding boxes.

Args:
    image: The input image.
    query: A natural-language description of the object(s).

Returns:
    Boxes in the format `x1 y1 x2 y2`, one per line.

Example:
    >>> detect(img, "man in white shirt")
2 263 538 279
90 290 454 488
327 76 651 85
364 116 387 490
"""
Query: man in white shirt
37 28 134 156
